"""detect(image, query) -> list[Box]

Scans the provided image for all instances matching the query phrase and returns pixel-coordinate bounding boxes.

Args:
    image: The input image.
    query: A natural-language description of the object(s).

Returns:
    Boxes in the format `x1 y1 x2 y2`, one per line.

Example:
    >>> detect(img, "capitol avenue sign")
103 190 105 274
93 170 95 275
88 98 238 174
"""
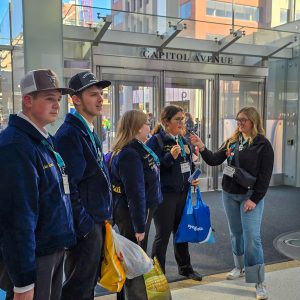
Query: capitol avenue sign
141 49 233 65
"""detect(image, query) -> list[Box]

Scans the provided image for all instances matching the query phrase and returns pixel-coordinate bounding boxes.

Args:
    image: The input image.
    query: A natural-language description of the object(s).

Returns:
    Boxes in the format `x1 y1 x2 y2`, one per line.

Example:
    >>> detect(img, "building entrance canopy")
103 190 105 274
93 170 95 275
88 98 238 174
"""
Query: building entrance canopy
63 4 300 66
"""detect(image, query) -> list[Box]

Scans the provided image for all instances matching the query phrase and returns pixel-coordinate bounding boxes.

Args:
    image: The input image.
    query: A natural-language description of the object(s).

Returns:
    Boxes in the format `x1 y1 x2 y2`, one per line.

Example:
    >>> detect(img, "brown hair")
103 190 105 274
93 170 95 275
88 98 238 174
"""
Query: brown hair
112 110 147 153
226 106 265 149
152 105 184 134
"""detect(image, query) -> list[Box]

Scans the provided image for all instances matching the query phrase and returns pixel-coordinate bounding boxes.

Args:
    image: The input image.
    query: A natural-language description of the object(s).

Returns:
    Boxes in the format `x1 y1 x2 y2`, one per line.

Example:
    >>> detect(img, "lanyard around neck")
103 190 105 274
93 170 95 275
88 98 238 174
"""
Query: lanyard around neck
228 135 248 162
138 140 160 167
41 139 65 173
175 136 186 158
74 111 103 166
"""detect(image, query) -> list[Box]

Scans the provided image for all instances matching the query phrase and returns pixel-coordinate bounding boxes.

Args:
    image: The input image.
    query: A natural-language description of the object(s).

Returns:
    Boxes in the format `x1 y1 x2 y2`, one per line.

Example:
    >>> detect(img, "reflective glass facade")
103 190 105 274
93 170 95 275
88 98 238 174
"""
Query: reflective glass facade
1 0 300 188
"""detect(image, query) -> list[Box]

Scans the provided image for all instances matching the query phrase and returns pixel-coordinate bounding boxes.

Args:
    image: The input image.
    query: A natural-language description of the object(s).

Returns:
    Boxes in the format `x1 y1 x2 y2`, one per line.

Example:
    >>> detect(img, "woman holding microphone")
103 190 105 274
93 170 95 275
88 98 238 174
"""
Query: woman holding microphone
147 105 202 281
190 107 274 300
109 110 162 300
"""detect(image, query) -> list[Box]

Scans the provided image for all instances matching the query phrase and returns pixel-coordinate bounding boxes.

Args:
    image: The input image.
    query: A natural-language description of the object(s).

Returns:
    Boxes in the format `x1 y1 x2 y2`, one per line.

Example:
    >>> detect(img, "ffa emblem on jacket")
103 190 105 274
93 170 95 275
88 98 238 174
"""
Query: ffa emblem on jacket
163 145 172 152
144 153 156 171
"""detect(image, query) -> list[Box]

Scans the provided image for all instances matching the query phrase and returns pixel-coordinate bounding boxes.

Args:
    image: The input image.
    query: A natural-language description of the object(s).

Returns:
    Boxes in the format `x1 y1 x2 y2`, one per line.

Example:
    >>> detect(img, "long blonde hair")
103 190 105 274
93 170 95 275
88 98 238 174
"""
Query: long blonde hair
112 110 147 153
226 107 265 149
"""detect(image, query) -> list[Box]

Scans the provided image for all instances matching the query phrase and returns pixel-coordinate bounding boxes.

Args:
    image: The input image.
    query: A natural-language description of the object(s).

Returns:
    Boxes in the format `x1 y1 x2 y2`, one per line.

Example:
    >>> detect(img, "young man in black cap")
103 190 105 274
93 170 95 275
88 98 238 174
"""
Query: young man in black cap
55 71 113 300
0 69 76 300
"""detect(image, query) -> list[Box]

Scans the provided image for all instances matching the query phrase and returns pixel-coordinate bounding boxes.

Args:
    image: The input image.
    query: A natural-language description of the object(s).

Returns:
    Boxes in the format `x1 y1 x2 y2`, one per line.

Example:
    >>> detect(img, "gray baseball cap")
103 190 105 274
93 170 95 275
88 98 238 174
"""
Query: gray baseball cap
20 69 74 96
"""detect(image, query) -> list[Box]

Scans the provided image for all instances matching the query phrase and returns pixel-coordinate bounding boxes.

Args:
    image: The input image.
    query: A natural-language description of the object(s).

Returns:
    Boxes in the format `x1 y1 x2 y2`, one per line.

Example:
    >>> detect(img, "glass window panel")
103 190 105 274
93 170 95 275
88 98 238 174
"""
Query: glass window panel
99 71 158 152
206 0 259 21
0 50 13 131
179 1 191 19
216 9 225 17
206 8 215 16
11 0 23 43
280 8 289 24
0 0 10 45
113 12 123 25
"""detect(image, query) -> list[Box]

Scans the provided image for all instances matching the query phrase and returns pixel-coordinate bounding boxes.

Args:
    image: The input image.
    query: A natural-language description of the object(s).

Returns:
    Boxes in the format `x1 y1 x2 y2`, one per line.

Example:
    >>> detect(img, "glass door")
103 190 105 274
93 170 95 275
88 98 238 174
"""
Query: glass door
99 67 159 152
164 72 214 192
216 76 265 188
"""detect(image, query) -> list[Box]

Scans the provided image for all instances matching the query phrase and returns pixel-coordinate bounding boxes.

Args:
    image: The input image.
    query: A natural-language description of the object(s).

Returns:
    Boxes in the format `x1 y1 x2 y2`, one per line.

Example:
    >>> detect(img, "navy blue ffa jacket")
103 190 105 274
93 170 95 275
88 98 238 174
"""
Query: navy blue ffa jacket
0 115 75 288
55 113 112 238
146 129 194 193
109 139 163 233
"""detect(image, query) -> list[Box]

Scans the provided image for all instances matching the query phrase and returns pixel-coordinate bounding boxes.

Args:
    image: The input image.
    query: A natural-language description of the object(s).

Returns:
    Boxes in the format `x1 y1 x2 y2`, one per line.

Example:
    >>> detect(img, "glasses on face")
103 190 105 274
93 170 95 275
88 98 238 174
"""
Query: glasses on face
235 118 249 124
172 117 185 124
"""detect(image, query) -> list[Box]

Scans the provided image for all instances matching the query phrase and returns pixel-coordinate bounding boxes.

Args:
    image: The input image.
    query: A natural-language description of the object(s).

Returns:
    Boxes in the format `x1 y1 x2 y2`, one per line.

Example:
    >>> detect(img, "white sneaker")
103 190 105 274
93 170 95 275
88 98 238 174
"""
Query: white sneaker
226 267 245 280
255 282 268 299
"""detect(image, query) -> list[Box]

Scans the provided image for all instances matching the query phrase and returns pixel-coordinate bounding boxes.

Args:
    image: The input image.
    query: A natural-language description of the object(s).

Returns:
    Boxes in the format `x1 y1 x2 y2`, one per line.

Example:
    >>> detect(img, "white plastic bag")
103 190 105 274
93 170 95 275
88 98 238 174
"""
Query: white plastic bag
112 229 153 279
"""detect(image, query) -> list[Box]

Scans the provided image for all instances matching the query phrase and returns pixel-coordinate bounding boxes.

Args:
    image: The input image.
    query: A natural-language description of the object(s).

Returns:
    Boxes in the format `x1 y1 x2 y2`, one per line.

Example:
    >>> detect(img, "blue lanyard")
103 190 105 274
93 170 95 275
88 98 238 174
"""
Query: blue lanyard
74 111 103 166
41 139 65 173
228 135 248 161
138 140 160 167
175 136 186 158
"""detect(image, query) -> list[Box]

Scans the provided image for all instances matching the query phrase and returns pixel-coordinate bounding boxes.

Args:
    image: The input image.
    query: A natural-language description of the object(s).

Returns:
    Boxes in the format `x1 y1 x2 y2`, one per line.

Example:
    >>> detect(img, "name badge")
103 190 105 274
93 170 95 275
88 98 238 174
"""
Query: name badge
223 165 235 178
62 174 70 194
180 162 191 174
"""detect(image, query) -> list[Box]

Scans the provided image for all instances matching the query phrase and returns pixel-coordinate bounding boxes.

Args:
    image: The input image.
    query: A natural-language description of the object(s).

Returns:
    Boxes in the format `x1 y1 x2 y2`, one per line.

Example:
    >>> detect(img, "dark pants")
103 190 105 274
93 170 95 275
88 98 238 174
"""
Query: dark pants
114 200 155 300
61 223 105 300
0 250 64 300
151 192 192 273
0 260 13 300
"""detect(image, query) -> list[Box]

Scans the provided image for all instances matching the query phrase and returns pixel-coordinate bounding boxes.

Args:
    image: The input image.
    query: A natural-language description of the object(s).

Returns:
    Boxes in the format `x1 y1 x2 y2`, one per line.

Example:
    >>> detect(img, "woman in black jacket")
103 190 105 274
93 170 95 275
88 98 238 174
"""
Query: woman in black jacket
109 110 162 300
191 107 274 300
147 105 202 281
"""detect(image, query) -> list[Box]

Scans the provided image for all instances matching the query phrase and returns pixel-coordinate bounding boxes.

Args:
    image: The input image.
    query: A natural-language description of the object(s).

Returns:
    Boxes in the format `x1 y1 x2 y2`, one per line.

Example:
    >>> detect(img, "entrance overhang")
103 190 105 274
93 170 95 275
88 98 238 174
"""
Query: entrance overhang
157 21 185 51
92 15 112 46
214 30 244 55
63 25 294 60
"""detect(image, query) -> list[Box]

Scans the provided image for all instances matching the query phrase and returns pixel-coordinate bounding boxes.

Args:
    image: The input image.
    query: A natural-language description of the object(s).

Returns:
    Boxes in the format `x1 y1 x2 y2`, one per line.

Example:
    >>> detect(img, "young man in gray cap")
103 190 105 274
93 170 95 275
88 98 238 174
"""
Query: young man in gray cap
0 69 76 300
55 71 112 300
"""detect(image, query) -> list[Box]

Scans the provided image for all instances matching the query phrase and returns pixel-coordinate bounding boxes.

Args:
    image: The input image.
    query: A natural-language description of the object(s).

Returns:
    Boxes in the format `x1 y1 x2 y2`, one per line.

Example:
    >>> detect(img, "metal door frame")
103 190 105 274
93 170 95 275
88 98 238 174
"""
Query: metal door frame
97 65 276 189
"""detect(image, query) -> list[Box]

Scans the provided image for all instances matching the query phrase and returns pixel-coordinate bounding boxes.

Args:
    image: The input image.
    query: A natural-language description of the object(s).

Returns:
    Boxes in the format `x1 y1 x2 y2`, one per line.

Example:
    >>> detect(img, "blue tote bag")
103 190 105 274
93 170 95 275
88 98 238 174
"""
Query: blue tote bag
175 187 215 244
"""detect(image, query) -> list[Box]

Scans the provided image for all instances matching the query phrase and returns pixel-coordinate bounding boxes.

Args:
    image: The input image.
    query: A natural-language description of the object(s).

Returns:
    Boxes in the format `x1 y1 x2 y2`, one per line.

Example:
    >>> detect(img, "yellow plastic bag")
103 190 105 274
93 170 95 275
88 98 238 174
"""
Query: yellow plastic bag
98 222 126 292
144 257 172 300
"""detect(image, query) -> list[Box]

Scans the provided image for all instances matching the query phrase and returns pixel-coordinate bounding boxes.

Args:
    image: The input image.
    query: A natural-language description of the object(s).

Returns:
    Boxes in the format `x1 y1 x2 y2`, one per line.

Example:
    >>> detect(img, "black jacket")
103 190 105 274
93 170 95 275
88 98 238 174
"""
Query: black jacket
146 129 194 193
200 134 274 203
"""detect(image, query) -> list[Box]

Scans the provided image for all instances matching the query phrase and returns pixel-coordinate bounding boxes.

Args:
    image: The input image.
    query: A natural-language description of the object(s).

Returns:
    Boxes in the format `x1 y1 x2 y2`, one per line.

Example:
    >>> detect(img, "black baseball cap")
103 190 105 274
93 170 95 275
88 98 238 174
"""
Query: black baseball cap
68 71 111 95
20 69 74 96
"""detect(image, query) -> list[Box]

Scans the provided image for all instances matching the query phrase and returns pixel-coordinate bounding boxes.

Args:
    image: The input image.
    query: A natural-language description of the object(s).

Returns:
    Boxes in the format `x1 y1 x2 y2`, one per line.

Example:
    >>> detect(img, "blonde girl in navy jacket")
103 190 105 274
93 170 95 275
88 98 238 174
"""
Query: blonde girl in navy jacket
146 105 202 281
109 110 162 300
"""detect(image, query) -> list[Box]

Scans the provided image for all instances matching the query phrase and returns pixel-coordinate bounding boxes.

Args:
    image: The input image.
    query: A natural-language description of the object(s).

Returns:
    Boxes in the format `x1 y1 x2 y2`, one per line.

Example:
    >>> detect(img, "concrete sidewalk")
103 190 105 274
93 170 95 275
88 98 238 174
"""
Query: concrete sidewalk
96 260 300 300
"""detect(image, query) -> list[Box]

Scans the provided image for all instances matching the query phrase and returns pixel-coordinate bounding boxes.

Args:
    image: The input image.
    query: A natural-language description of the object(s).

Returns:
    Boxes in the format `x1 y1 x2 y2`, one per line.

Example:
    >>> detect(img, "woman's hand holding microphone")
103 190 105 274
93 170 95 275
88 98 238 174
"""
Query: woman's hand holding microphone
190 133 205 151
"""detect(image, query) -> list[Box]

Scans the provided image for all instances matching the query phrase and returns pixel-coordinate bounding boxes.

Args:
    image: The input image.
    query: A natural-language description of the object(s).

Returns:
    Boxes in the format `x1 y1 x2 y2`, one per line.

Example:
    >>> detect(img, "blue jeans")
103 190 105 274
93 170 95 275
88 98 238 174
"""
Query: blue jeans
222 190 265 283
